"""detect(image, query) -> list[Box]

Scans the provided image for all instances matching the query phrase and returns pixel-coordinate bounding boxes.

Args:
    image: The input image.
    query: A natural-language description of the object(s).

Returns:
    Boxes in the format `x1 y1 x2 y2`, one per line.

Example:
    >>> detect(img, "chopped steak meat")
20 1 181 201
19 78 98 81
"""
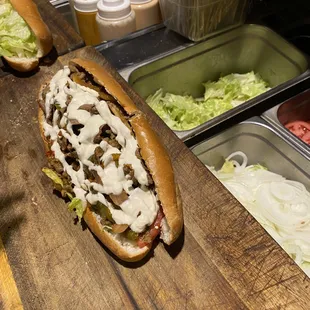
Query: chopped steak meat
92 170 103 185
94 146 104 162
109 191 128 206
78 103 99 115
72 123 84 136
104 137 121 149
78 104 95 112
48 158 63 174
93 124 121 149
66 95 72 106
123 164 139 187
57 136 69 152
93 124 110 144
83 165 92 180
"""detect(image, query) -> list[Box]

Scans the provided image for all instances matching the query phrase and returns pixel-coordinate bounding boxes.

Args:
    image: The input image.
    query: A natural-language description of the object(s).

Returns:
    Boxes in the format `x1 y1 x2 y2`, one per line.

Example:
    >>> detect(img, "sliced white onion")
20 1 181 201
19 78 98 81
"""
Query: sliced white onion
210 151 310 277
270 182 296 202
226 151 248 171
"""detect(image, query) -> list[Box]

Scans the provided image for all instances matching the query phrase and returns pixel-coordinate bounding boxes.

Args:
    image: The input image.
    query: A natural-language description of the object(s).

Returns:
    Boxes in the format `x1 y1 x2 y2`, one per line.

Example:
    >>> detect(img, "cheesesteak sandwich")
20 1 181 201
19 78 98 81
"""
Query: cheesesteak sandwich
0 0 53 72
39 59 183 262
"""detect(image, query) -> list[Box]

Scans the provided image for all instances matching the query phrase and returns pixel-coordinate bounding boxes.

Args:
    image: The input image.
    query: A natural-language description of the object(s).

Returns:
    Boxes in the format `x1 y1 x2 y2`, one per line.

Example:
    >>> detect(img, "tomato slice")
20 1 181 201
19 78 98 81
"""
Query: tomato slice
137 209 164 248
302 131 310 144
46 150 55 158
285 120 310 145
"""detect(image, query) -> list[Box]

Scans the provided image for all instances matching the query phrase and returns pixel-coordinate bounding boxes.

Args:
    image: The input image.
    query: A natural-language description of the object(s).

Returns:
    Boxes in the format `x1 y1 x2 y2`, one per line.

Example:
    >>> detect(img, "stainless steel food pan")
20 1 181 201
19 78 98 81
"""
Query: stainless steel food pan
191 116 310 186
126 24 309 142
263 89 310 156
191 116 310 277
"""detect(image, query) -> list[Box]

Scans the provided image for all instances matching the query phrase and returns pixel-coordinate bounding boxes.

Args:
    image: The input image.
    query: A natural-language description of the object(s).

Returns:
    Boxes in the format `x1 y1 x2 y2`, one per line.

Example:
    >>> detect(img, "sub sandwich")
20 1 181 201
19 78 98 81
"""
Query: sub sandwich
0 0 53 72
39 59 183 262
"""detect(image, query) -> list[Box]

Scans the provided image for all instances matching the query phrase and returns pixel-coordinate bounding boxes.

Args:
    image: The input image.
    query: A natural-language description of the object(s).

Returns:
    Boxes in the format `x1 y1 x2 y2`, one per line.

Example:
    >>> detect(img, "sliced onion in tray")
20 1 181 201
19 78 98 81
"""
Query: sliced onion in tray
282 235 310 265
224 181 254 207
226 151 248 172
208 151 310 276
256 183 310 232
270 182 296 202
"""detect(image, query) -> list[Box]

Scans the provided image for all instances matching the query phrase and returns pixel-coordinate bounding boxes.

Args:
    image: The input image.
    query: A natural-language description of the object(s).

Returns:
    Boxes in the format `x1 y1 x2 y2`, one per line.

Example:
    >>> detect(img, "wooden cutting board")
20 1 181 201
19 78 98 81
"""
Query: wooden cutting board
0 0 84 77
0 46 309 310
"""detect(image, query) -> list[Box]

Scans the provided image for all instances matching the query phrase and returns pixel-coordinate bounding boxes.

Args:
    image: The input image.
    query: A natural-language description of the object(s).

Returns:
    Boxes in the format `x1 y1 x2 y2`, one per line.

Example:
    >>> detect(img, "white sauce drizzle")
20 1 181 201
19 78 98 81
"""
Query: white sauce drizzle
43 67 159 233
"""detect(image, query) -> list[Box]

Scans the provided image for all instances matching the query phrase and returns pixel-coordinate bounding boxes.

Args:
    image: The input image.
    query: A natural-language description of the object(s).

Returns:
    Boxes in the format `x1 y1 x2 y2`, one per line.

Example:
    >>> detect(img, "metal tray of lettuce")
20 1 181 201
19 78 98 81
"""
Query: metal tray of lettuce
122 24 309 145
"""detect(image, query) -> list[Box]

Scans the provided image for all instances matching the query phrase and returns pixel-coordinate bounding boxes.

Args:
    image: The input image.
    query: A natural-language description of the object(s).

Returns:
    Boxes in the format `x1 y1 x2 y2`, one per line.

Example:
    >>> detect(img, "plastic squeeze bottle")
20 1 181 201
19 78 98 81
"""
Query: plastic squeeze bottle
74 0 101 45
96 0 136 42
130 0 161 31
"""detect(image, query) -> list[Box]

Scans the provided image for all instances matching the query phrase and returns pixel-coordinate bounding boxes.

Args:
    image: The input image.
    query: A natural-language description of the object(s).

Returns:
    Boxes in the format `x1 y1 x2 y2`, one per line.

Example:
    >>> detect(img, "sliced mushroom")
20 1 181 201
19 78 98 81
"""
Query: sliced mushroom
66 95 72 106
123 164 139 187
95 146 104 162
91 106 99 115
109 190 128 206
93 124 110 144
107 101 131 129
123 164 134 177
112 224 129 234
86 169 103 185
105 138 121 149
57 136 68 152
70 119 81 125
83 165 92 180
78 104 95 113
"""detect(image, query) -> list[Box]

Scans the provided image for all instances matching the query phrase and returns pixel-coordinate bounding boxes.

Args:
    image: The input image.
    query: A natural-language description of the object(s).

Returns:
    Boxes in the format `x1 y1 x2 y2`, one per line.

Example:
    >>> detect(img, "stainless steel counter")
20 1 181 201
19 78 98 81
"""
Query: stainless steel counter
95 24 194 73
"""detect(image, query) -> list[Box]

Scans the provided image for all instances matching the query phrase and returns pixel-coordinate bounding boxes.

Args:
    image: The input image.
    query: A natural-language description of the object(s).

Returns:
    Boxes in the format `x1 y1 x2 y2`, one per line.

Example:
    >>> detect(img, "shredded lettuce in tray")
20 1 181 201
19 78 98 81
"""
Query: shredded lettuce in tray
0 0 37 58
146 72 270 131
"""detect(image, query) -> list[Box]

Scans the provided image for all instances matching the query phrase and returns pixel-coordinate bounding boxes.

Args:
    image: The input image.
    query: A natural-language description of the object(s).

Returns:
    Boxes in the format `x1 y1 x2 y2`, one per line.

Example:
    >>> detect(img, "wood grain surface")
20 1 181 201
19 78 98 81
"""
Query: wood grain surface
0 238 23 310
0 0 84 77
0 46 310 310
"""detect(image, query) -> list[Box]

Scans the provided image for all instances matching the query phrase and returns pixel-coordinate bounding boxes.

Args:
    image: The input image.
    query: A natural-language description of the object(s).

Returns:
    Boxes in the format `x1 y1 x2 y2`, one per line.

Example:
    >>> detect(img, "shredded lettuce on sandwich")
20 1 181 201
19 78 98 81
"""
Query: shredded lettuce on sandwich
0 0 37 58
146 72 270 131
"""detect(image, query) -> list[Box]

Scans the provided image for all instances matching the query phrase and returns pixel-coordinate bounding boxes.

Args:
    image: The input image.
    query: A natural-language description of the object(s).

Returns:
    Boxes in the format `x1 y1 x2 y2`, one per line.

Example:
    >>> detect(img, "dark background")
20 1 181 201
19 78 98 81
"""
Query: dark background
247 0 310 55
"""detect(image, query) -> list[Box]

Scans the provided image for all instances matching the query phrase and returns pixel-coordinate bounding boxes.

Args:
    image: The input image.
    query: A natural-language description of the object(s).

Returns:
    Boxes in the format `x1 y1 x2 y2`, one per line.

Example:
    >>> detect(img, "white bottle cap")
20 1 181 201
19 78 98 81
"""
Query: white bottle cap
74 0 99 12
97 0 131 19
130 0 151 4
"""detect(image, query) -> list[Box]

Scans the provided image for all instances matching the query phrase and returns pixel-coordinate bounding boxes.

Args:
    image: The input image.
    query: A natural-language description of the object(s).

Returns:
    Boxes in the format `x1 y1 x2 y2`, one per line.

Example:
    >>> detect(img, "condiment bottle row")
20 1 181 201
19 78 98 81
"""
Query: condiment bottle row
71 0 162 45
